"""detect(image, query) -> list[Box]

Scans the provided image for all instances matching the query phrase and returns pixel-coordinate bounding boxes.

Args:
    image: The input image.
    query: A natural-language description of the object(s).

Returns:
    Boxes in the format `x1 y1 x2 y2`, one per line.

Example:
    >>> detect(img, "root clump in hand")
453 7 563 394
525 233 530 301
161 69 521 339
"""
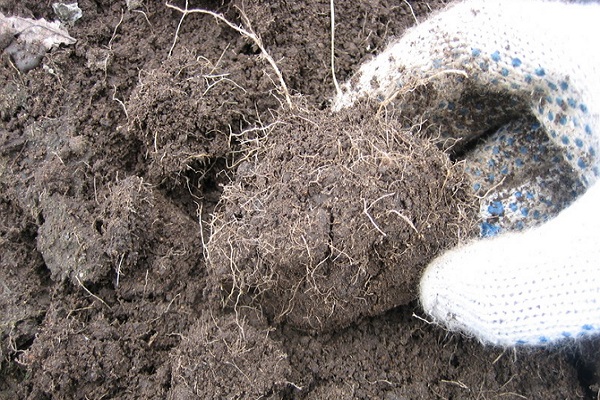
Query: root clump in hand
207 103 478 333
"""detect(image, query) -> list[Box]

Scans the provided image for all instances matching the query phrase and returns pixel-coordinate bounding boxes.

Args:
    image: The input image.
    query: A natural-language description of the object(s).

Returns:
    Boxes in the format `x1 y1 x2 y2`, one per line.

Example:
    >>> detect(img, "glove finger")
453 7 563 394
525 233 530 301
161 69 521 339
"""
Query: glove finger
420 182 600 346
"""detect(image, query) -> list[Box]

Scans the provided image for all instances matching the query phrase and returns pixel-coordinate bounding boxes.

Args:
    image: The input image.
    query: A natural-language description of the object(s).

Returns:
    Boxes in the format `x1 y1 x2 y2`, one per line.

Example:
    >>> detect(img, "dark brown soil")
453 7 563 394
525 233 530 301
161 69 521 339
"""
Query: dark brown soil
0 0 598 399
207 104 476 333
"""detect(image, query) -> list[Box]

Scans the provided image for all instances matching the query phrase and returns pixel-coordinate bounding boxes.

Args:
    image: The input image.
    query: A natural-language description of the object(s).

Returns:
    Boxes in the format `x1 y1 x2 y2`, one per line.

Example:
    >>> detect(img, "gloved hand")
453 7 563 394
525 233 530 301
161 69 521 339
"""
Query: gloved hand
334 0 600 346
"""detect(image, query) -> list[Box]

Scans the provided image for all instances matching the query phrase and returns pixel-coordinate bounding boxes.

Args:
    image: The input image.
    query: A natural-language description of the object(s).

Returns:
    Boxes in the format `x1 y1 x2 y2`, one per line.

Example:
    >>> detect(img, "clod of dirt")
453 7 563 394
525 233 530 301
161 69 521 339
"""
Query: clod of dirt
99 175 206 296
36 175 203 287
127 49 274 186
37 193 110 284
208 103 478 333
4 40 45 73
170 311 290 399
19 176 205 398
0 197 49 370
126 50 232 183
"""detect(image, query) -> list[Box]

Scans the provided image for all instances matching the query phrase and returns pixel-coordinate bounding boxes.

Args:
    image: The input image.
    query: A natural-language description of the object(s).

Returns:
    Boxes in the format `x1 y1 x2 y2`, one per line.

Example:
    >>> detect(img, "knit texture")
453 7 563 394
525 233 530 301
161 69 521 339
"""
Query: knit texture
335 0 600 346
420 182 600 346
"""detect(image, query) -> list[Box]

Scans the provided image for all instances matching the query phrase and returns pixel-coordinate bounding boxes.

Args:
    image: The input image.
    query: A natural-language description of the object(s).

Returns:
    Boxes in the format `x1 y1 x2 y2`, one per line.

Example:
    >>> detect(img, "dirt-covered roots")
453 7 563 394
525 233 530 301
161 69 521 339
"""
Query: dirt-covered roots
207 104 478 333
169 311 290 399
36 175 202 288
126 48 278 185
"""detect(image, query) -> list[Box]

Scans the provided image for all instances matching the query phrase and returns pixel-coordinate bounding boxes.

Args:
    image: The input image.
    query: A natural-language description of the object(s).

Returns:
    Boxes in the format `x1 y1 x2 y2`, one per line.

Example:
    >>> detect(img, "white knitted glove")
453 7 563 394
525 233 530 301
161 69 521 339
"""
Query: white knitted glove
335 0 600 346
420 183 600 346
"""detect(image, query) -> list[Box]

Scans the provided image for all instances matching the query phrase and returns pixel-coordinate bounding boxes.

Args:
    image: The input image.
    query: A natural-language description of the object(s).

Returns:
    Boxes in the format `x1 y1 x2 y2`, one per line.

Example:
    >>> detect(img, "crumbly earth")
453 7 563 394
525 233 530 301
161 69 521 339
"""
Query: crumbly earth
207 104 476 333
0 0 598 399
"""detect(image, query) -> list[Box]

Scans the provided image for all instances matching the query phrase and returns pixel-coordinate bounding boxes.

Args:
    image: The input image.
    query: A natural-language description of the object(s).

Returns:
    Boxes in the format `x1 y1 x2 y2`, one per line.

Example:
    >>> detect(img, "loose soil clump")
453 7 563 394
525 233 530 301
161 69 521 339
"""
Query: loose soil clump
170 311 290 399
208 104 476 332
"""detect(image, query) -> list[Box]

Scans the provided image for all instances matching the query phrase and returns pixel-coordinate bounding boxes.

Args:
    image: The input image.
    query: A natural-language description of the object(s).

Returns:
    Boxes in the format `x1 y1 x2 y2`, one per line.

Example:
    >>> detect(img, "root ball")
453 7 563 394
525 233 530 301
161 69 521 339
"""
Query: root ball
208 104 477 332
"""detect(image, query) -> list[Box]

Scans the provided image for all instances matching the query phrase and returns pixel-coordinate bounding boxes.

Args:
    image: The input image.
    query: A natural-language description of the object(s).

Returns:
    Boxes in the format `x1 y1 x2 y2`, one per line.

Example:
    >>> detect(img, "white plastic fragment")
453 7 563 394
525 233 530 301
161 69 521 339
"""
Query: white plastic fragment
52 2 83 26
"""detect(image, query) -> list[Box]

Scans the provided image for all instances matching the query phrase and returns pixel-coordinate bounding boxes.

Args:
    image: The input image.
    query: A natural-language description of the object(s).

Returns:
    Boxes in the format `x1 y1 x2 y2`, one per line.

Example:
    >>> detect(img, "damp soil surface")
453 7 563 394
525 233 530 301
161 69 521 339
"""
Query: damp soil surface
0 0 599 399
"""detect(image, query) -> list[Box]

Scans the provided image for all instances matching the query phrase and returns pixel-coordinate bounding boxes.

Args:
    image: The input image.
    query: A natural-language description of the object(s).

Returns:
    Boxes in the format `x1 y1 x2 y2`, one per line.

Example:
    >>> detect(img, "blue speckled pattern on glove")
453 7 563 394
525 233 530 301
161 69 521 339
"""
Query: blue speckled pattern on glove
334 0 600 346
467 117 585 236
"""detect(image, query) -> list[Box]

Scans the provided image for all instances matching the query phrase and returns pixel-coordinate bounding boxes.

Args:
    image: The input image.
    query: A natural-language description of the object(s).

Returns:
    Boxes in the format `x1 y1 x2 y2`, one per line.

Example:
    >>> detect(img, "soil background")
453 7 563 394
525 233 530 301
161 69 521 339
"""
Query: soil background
0 0 599 399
